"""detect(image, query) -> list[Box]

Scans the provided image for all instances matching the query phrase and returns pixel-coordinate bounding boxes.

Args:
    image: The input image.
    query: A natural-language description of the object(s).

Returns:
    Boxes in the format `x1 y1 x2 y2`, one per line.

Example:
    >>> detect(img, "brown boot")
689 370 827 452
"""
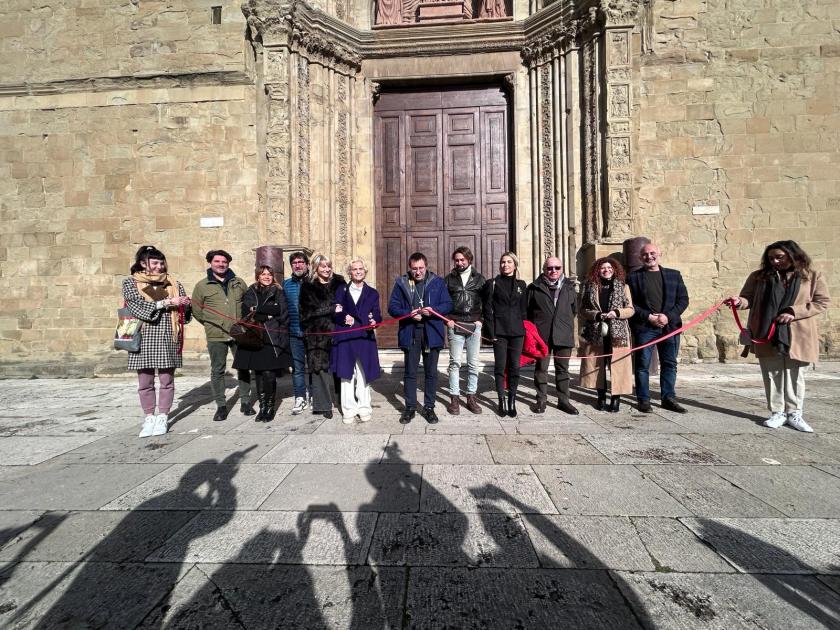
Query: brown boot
465 394 482 414
447 395 460 415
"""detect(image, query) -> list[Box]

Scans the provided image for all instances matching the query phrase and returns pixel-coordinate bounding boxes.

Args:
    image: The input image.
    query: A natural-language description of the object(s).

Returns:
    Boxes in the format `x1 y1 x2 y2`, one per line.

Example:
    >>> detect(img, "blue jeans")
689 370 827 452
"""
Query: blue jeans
403 335 440 410
289 335 308 399
447 325 482 396
634 328 680 402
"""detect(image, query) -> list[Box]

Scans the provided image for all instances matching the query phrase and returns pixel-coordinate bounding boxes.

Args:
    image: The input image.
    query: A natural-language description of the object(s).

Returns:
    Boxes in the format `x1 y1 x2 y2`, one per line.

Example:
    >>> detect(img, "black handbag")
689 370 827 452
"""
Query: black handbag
230 313 263 350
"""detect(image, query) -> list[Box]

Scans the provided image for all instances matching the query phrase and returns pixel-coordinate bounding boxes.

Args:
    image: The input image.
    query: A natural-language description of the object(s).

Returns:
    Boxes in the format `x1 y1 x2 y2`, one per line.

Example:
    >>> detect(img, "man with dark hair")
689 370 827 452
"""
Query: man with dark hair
444 246 486 415
388 252 453 424
283 251 310 414
527 256 579 414
628 242 690 413
192 249 251 421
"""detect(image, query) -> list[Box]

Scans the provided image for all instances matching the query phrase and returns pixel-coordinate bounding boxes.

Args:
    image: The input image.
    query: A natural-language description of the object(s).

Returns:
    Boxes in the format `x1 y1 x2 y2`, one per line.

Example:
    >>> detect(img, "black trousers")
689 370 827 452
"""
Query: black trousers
534 345 572 403
493 334 524 395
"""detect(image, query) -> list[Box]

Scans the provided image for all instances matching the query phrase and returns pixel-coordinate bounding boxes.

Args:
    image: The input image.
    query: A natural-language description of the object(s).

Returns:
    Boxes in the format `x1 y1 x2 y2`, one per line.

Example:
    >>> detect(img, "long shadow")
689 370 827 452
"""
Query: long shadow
7 449 251 629
0 513 67 588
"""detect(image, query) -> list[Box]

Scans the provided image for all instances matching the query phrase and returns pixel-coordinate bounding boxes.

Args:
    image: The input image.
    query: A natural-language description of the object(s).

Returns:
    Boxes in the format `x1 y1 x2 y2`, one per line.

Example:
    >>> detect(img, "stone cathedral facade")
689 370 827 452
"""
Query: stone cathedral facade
0 0 837 373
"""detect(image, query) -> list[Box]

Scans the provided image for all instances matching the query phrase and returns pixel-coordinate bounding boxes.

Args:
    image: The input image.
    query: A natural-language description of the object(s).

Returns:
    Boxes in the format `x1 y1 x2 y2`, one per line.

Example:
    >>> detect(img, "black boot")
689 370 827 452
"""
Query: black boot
255 393 267 422
595 389 607 411
497 394 508 417
507 390 517 418
609 395 621 413
263 396 276 422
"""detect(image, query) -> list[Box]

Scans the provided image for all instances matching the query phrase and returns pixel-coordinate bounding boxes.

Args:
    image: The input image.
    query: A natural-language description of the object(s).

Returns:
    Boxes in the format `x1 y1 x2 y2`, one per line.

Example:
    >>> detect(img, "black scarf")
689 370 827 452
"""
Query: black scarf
756 271 800 357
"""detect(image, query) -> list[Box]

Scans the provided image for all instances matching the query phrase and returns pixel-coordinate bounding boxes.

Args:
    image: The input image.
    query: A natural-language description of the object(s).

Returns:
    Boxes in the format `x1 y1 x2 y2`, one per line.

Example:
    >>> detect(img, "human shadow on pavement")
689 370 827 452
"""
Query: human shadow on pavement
6 449 251 629
693 518 840 627
0 513 67 588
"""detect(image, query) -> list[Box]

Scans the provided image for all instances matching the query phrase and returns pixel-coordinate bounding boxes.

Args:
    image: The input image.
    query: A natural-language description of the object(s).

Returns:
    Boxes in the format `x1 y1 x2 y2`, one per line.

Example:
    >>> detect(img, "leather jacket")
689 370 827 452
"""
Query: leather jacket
445 268 487 322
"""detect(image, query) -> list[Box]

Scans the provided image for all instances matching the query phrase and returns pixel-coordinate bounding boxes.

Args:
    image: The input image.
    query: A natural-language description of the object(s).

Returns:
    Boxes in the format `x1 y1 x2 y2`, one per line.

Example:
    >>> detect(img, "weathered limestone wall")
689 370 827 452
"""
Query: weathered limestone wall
633 0 840 359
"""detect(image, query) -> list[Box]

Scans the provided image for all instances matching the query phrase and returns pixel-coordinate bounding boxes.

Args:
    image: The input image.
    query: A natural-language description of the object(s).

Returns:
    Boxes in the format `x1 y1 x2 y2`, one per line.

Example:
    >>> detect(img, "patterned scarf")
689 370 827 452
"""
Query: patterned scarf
131 272 182 346
581 279 631 347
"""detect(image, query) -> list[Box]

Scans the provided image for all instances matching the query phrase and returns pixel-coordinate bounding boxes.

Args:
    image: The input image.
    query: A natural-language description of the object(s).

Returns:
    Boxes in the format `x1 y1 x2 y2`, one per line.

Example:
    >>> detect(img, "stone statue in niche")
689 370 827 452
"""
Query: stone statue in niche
375 0 402 24
478 0 506 18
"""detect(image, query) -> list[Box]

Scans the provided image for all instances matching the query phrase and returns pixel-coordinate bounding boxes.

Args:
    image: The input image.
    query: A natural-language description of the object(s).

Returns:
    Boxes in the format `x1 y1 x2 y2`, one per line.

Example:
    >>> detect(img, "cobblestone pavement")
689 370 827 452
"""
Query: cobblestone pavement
1 363 840 628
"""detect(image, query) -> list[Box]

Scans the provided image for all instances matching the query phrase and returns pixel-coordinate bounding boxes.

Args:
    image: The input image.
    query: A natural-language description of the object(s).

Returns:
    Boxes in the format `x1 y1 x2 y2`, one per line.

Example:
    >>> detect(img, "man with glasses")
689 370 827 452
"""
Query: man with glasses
628 243 689 413
283 251 310 414
444 246 486 415
527 257 579 414
388 252 453 424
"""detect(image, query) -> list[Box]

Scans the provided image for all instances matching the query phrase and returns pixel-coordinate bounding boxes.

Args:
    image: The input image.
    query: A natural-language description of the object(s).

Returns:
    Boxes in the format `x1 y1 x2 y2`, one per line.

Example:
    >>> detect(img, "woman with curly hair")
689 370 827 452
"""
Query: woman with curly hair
726 241 830 432
579 257 635 412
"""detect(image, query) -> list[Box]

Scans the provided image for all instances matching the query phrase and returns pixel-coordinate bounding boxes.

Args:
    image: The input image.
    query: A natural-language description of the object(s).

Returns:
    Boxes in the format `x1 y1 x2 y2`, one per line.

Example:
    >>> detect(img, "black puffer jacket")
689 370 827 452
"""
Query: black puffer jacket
445 268 487 323
300 274 346 373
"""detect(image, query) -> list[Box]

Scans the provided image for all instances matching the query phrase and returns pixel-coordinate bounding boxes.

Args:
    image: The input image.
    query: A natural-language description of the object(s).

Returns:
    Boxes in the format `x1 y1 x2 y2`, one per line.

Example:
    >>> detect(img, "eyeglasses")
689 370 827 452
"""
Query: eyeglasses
545 266 562 271
641 253 658 259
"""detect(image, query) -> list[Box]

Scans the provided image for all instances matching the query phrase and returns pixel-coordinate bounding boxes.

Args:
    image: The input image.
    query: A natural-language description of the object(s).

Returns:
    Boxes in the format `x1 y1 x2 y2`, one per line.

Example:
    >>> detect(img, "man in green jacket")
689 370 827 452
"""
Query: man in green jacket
191 250 252 421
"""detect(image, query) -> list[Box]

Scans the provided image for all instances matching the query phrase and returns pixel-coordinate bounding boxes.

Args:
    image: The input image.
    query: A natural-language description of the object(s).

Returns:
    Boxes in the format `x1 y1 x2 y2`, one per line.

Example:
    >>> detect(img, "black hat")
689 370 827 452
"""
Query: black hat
206 249 232 263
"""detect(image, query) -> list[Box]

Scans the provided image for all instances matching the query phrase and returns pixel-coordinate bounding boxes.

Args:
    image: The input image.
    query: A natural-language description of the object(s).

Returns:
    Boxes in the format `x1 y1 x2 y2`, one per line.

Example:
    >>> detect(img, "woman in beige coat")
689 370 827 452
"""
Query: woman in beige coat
726 240 830 432
579 257 635 412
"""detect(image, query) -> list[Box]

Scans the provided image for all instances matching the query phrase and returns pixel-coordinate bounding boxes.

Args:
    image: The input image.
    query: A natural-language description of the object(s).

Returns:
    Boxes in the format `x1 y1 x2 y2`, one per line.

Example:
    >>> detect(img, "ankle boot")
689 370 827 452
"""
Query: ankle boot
596 389 607 411
446 395 460 415
255 393 267 421
263 396 276 422
497 394 508 417
609 395 621 413
507 390 518 418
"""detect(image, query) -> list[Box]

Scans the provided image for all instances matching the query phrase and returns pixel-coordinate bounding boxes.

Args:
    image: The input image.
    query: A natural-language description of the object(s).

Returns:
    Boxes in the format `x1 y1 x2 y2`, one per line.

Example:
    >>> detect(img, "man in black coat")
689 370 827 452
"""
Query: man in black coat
627 242 689 413
526 257 579 414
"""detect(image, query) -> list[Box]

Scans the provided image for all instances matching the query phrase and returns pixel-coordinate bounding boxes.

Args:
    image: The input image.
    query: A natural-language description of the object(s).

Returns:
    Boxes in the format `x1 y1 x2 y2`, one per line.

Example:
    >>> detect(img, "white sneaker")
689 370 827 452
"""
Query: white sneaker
786 411 813 433
359 415 371 423
291 397 306 415
342 415 355 425
139 414 156 438
763 411 786 429
152 413 169 436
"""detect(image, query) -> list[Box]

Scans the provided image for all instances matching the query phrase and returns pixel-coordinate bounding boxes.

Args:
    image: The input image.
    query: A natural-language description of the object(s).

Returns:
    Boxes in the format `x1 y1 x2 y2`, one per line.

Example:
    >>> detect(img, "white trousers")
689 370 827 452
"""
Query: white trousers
340 359 372 420
758 355 807 413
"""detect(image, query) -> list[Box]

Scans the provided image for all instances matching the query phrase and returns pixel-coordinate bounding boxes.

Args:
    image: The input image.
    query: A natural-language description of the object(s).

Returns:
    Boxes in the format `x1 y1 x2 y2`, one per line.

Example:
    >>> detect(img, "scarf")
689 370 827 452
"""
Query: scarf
581 279 631 347
131 271 183 348
756 271 800 357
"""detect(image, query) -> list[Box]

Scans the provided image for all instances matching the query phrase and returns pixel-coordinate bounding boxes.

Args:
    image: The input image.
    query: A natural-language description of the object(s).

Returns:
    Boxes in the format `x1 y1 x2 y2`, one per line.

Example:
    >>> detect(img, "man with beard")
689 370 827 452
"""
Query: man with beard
283 251 311 414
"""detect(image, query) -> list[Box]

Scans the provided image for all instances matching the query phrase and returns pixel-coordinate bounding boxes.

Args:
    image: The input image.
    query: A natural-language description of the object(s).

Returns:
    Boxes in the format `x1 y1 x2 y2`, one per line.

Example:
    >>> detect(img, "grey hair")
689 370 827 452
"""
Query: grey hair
346 257 368 276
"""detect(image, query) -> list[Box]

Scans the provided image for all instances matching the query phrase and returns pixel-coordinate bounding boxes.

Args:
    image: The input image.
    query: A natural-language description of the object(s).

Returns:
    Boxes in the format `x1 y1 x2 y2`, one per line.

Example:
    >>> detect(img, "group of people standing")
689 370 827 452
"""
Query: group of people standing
121 239 829 437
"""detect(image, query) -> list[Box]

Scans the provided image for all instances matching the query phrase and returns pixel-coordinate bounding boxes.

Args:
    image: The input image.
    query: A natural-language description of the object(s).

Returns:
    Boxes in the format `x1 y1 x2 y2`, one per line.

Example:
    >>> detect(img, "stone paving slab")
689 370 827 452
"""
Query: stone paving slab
369 512 538 568
405 567 643 629
259 464 422 512
533 464 692 516
0 462 169 510
712 465 840 518
420 464 558 514
0 435 106 466
504 418 609 434
614 571 840 629
0 510 197 563
0 511 44 550
424 416 506 434
156 433 287 464
147 510 377 565
522 515 655 570
52 432 197 465
486 434 610 465
258 434 389 464
384 435 494 464
774 432 840 459
681 433 840 465
632 517 736 573
226 411 326 435
681 517 840 574
816 464 840 480
584 433 731 464
635 465 786 517
100 463 295 511
590 413 692 433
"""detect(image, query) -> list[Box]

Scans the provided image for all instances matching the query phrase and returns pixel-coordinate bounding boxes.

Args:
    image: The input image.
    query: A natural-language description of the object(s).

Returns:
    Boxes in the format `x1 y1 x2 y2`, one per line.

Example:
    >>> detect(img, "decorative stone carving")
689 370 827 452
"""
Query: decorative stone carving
336 74 350 254
605 189 632 238
608 31 629 66
521 20 578 65
540 64 554 256
375 0 402 25
580 38 599 243
478 0 507 19
609 84 630 118
297 56 311 240
600 0 641 26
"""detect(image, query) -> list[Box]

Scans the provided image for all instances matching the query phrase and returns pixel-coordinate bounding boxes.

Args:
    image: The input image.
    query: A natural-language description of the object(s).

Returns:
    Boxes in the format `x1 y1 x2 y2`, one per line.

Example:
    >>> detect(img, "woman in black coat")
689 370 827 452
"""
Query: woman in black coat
483 251 528 418
299 254 346 418
233 266 291 422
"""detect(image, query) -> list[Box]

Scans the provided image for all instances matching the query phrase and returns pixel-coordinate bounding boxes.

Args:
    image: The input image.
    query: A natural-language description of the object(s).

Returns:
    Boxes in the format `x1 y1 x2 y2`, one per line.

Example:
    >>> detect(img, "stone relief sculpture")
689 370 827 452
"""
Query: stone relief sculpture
375 0 402 25
478 0 506 18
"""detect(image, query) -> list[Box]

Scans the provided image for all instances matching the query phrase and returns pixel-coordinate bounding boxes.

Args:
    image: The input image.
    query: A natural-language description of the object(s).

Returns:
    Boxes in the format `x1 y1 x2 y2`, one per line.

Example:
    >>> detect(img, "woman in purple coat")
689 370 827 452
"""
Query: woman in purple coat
331 258 383 424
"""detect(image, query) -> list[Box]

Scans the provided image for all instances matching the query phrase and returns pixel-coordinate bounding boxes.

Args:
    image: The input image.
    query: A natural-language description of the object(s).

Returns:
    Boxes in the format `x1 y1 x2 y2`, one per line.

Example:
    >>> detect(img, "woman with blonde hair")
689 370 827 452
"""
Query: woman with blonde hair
232 266 291 422
300 254 346 418
483 251 528 417
122 245 191 438
579 257 634 412
331 258 383 424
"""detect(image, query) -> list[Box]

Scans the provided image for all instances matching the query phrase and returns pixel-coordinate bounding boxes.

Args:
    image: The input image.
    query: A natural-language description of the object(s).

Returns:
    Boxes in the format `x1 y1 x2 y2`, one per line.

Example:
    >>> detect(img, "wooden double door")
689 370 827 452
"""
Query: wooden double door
374 86 511 346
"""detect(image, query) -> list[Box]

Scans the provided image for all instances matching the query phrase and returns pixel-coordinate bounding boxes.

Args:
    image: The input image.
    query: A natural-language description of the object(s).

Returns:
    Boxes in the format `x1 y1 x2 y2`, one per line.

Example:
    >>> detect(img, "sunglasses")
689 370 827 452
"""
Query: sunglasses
545 266 562 271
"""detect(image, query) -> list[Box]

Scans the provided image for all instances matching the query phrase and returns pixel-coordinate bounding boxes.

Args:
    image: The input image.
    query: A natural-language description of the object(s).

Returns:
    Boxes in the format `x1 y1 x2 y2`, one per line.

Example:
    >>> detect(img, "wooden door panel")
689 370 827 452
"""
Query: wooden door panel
407 233 444 277
444 230 481 271
481 107 508 228
483 231 510 280
376 234 406 348
407 111 442 230
444 109 480 229
375 114 404 232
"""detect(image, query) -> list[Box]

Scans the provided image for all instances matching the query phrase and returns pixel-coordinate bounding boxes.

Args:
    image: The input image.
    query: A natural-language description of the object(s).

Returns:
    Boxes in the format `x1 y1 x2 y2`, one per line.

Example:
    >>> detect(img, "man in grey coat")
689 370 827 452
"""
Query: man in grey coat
526 257 579 414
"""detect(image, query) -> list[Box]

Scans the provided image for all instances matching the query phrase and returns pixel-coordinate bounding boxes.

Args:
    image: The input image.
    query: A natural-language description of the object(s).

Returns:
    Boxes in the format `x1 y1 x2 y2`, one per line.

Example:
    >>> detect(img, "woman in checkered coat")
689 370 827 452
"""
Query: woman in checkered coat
122 246 191 438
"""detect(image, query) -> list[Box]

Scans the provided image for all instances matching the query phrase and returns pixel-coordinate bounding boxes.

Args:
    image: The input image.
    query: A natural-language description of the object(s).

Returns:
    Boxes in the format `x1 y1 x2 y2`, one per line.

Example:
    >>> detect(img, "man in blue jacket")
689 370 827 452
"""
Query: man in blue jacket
627 242 690 413
388 252 453 425
282 251 310 414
